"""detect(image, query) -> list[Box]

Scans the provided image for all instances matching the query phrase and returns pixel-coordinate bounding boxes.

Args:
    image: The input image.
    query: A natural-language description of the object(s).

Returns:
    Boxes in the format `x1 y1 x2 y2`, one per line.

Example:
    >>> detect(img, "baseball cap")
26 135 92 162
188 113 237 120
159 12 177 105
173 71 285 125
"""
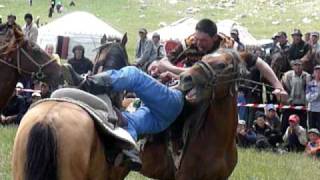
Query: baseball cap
289 114 300 124
308 128 320 136
238 120 246 125
32 92 41 97
231 29 239 35
311 32 319 37
314 65 320 70
291 29 302 36
266 104 276 111
255 111 266 119
139 28 147 34
16 82 24 89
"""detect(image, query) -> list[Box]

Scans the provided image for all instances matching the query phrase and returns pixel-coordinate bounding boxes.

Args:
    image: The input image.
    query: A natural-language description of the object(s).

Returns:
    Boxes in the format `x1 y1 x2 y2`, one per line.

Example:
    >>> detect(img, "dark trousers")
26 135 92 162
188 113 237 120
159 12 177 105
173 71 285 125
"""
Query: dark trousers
287 133 305 152
308 111 320 130
281 107 307 135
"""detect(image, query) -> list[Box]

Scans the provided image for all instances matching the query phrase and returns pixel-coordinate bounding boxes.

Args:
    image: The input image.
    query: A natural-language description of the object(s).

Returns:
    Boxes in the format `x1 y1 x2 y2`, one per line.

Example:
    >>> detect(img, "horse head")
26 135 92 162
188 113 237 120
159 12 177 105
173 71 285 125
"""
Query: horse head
93 33 129 74
0 25 61 87
179 49 240 104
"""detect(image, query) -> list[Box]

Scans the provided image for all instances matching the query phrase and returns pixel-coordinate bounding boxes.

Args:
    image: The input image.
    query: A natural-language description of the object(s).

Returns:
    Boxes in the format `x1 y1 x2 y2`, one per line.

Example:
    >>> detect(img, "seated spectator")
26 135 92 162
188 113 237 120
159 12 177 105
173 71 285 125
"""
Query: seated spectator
310 32 320 52
45 44 61 65
306 65 320 130
68 45 93 75
305 128 320 158
31 92 42 104
283 114 307 152
265 104 281 132
0 89 27 125
253 112 272 149
135 28 157 70
236 119 256 148
40 82 51 99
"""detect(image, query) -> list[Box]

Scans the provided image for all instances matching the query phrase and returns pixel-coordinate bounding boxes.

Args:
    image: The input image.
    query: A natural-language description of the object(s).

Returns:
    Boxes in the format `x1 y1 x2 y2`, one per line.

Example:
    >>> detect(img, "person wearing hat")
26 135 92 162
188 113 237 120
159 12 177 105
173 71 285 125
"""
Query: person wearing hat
0 14 21 32
135 28 157 70
281 59 311 132
269 32 280 55
306 65 320 131
68 45 93 75
236 119 256 148
230 28 245 51
152 32 165 60
31 92 42 104
277 31 290 52
283 114 307 152
305 128 320 158
23 13 38 43
288 29 312 65
310 31 320 52
252 111 273 149
265 104 281 132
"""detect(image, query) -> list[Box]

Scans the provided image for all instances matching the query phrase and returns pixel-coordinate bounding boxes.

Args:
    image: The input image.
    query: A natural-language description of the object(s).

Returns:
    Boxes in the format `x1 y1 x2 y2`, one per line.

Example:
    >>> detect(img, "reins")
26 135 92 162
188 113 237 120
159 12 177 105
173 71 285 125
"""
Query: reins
0 44 56 80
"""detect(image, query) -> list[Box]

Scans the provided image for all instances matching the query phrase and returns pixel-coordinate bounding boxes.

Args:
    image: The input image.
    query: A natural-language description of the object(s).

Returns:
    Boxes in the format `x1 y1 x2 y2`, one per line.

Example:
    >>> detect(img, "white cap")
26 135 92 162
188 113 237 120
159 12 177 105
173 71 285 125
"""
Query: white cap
238 120 246 125
16 82 24 89
32 92 41 97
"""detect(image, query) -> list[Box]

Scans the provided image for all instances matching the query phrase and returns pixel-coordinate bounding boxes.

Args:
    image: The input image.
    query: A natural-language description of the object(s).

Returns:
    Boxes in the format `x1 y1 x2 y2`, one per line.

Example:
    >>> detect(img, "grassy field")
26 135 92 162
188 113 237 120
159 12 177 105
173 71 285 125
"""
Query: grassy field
2 0 320 179
1 126 320 180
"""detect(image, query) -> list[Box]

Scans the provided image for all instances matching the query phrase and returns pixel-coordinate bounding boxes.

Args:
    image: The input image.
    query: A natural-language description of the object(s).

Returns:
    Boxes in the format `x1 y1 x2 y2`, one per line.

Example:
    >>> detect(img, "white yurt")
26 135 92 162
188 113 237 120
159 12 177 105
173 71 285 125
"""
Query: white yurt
37 11 122 60
150 17 257 45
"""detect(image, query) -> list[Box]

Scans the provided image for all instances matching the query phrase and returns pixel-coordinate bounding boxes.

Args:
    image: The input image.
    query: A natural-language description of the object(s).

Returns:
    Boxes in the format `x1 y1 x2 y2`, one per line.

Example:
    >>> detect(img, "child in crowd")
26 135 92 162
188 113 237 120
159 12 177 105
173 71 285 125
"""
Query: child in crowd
305 128 320 158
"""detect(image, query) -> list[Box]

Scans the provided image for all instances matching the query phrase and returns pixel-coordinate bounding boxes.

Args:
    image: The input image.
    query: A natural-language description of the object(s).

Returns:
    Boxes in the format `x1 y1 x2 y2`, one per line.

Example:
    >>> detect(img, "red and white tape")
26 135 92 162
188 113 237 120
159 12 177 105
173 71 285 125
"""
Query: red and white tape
237 103 308 111
16 88 41 93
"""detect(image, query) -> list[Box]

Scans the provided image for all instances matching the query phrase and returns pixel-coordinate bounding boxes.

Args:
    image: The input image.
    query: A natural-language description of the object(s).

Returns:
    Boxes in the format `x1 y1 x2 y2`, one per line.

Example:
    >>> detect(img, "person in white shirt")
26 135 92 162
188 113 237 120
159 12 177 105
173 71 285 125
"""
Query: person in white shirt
22 13 38 43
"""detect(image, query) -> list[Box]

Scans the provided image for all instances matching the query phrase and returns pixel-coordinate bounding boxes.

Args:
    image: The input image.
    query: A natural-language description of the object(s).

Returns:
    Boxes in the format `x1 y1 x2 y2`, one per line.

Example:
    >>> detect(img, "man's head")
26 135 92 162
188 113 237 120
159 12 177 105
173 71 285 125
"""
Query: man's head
266 104 276 118
15 82 24 96
291 60 303 75
152 32 160 44
45 44 54 55
24 13 33 25
291 29 303 44
194 18 218 53
272 33 280 44
72 45 85 60
237 119 246 132
288 114 300 127
308 128 320 142
31 92 41 103
304 32 310 42
230 28 239 41
7 14 16 25
255 111 266 128
277 31 287 45
313 65 320 81
40 82 50 95
138 28 147 39
310 32 319 45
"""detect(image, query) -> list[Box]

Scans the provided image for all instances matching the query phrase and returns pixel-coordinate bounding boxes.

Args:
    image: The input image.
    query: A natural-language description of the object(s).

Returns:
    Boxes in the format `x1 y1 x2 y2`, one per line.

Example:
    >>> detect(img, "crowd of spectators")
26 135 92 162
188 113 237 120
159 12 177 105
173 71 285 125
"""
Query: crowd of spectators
237 28 320 158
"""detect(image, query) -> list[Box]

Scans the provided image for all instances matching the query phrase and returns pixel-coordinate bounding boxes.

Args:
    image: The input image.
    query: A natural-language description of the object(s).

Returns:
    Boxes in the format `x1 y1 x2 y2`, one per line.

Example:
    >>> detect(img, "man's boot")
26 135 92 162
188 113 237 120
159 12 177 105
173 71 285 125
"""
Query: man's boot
61 64 110 95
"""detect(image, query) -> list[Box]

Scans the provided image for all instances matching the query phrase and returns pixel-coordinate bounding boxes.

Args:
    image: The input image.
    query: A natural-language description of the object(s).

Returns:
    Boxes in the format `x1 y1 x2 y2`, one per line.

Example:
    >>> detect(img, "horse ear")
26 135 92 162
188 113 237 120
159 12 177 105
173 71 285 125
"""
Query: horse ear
121 32 128 47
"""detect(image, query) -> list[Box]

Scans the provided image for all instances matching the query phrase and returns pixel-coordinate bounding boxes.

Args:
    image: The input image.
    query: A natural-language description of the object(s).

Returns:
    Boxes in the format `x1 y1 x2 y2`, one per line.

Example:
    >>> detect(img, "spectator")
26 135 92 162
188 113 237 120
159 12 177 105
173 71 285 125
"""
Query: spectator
230 28 245 51
304 32 311 45
265 104 281 132
253 112 272 149
0 89 27 125
49 0 56 18
40 82 51 99
310 32 320 52
45 44 61 65
277 31 290 53
135 28 157 70
152 32 165 60
236 119 256 148
306 65 320 130
288 29 311 63
56 1 63 13
283 114 307 152
31 92 42 104
22 13 38 43
305 128 320 158
68 45 93 75
281 59 311 131
269 33 280 55
0 14 21 31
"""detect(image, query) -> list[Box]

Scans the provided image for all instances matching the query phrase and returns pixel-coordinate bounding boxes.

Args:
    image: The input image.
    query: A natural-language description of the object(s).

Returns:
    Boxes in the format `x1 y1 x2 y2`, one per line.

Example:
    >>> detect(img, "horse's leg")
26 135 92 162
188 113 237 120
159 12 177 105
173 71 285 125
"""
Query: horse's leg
139 141 176 180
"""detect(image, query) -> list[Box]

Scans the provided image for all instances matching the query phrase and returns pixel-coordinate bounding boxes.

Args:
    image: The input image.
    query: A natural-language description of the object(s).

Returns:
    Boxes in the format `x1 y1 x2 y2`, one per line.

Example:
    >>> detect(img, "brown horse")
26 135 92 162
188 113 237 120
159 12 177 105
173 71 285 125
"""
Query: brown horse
12 34 132 180
138 50 258 180
0 26 61 109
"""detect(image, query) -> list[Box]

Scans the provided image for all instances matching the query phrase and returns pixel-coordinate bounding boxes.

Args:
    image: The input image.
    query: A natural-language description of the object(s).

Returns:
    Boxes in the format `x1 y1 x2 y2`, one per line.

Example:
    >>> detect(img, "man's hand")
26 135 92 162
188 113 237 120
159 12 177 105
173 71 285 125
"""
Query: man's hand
272 88 288 103
159 71 179 83
148 58 174 74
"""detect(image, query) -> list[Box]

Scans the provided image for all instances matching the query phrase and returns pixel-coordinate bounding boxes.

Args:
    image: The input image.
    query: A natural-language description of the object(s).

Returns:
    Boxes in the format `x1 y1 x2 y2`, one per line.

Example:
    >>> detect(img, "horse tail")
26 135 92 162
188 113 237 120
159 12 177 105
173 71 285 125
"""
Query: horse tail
25 122 58 180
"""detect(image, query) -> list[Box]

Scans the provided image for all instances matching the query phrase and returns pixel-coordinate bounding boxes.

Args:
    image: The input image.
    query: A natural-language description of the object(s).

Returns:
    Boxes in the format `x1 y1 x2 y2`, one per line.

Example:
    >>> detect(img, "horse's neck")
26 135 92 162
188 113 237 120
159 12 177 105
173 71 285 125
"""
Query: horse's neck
0 65 19 109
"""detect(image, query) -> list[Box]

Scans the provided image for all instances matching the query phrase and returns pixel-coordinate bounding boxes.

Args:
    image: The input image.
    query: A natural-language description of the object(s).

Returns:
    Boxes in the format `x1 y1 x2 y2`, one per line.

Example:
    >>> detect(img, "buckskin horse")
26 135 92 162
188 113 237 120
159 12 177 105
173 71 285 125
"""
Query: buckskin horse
137 50 266 180
10 29 133 179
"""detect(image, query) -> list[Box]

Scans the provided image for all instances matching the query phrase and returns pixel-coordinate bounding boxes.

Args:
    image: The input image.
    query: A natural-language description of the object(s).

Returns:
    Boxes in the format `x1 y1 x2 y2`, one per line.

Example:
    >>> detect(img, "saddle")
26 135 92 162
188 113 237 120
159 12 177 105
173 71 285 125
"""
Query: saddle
33 88 138 150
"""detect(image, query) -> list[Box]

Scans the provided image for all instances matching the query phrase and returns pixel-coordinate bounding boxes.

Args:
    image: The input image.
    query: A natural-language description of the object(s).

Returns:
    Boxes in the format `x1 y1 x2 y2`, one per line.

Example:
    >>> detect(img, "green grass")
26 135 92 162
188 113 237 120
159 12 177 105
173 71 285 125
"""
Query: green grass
1 126 320 180
2 0 320 60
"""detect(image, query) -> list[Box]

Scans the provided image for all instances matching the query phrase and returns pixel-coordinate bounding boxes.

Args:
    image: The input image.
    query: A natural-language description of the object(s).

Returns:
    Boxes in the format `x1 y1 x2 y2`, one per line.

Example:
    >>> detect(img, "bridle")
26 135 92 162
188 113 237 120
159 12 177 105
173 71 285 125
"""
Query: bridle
193 49 241 94
0 44 56 80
